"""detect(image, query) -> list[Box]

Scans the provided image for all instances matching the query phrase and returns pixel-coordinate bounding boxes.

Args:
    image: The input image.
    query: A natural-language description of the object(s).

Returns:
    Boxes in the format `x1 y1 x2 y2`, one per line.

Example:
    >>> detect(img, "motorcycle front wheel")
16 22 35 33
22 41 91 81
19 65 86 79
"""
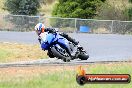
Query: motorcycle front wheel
51 45 71 62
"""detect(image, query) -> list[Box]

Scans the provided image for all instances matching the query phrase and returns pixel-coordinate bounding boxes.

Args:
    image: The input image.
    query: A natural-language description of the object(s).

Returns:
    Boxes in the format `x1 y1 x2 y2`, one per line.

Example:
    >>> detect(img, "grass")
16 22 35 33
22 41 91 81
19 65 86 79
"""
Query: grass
0 62 131 88
0 49 12 60
0 42 48 63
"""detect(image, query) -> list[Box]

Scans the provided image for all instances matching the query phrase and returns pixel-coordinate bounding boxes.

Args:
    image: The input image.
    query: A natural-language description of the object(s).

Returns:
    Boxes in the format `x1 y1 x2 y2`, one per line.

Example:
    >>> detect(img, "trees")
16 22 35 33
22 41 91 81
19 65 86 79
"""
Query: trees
51 0 106 28
52 0 106 19
4 0 40 15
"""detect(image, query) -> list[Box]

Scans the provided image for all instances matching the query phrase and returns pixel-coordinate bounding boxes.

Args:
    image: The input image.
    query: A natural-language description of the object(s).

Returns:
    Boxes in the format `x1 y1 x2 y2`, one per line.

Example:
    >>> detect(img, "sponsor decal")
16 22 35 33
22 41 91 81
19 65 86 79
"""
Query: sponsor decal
76 66 131 85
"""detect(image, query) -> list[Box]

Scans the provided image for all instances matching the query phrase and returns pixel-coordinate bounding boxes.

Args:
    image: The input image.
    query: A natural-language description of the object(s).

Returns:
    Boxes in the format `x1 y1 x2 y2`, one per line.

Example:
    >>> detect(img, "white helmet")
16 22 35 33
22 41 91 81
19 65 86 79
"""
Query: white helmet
35 23 45 35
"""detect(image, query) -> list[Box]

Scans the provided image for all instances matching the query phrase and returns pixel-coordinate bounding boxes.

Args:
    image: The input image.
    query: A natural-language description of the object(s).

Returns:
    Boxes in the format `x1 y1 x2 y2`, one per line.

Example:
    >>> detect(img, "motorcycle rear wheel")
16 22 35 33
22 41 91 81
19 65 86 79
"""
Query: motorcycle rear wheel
78 51 89 60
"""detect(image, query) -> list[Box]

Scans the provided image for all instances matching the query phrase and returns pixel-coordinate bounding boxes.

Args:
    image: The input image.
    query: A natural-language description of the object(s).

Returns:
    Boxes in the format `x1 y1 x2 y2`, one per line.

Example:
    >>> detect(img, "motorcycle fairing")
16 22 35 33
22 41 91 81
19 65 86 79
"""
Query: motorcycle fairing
40 32 70 51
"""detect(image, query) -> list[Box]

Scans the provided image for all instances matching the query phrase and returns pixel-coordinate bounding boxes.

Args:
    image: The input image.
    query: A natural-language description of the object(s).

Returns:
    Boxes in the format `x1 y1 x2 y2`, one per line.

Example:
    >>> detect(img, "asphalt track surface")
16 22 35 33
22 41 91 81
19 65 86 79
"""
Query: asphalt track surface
0 31 132 66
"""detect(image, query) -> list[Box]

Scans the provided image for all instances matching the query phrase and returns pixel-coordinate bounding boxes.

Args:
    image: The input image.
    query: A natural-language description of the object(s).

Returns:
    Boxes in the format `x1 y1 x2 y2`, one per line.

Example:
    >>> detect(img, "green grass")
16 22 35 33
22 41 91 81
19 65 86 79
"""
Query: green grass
0 43 48 63
0 63 131 88
0 49 12 62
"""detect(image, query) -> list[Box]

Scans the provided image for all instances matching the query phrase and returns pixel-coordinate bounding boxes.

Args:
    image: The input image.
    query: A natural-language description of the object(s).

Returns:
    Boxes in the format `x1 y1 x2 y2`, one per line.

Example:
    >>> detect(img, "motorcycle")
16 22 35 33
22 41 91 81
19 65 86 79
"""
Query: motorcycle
39 31 89 62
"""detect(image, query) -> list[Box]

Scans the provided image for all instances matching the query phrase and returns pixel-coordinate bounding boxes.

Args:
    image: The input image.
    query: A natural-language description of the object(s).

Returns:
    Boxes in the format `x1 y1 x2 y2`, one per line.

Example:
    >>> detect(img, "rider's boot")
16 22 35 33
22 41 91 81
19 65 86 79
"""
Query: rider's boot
77 44 83 50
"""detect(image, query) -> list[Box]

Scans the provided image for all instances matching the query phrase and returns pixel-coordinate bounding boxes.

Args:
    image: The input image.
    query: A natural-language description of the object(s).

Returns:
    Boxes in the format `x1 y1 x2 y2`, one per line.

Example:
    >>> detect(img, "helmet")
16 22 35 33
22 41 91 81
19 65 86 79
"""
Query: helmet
35 23 45 35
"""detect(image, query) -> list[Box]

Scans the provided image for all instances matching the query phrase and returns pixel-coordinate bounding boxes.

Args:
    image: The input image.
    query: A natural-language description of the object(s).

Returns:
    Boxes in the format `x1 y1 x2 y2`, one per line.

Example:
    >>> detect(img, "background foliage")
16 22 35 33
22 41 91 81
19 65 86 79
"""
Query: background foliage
4 0 41 15
52 0 106 19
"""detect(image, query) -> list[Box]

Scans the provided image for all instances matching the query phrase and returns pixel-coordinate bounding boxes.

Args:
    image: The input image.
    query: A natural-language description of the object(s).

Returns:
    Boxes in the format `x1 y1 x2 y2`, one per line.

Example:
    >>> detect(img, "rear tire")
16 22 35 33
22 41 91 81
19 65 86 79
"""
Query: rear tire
78 52 89 60
63 58 70 62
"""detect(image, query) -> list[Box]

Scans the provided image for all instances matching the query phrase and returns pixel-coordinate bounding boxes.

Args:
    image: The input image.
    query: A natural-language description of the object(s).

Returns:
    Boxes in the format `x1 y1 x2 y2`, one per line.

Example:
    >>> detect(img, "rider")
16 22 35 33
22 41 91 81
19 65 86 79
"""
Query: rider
35 23 79 47
35 23 80 58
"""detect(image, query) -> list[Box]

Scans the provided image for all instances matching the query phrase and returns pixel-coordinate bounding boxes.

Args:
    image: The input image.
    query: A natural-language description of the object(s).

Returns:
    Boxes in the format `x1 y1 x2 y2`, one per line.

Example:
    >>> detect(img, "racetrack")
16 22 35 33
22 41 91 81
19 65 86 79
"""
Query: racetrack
0 31 132 63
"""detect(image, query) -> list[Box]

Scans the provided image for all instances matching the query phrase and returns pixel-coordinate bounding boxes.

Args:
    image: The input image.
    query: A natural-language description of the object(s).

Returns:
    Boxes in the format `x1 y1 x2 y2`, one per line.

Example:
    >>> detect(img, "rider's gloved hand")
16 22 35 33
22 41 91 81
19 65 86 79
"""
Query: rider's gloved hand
45 28 57 33
51 28 57 33
38 37 41 44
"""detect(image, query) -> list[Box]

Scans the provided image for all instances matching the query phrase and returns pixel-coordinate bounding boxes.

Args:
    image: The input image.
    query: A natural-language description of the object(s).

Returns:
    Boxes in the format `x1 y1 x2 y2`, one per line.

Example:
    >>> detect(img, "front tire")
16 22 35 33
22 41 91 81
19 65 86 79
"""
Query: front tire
51 46 71 62
47 50 55 58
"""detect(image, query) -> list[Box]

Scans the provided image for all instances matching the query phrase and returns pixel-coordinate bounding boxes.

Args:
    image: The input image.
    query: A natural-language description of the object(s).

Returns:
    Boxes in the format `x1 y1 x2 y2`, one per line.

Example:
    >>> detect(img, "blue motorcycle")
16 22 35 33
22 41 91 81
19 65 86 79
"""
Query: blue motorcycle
40 32 89 62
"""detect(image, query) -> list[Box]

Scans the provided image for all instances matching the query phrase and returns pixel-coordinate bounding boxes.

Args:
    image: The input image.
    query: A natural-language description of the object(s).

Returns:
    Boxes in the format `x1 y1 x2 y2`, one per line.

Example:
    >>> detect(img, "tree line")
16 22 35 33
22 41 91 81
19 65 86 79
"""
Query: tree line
4 0 132 20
